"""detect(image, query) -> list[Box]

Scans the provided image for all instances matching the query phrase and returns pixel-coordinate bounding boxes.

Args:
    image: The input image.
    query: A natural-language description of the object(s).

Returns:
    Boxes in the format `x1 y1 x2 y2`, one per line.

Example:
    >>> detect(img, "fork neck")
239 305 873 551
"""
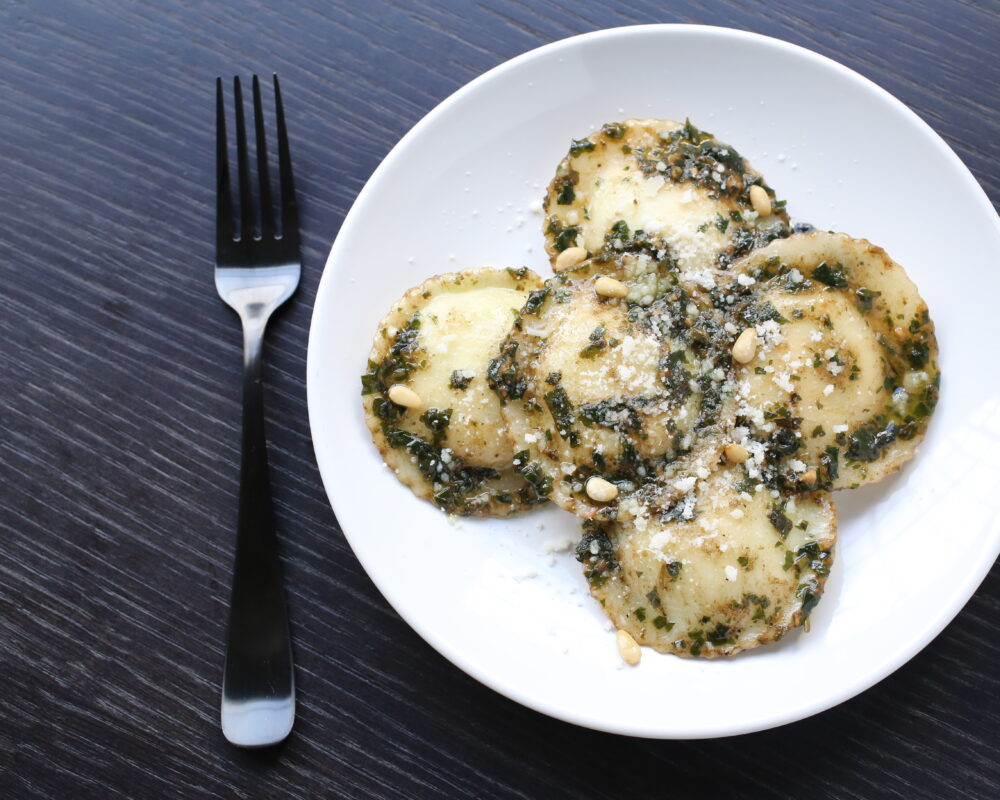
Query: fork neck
241 319 268 440
242 320 266 373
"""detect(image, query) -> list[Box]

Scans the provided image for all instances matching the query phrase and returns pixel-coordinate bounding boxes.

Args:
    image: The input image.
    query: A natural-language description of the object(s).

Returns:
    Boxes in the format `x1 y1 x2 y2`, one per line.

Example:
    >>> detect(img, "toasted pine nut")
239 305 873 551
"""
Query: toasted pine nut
724 444 750 464
387 384 422 408
749 185 772 217
586 476 619 502
554 246 588 271
801 468 818 486
594 276 628 299
616 629 641 665
732 327 758 364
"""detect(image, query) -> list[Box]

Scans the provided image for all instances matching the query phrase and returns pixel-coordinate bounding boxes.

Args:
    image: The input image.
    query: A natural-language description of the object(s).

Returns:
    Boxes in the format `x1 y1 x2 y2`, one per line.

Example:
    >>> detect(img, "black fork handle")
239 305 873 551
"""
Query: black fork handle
221 321 295 738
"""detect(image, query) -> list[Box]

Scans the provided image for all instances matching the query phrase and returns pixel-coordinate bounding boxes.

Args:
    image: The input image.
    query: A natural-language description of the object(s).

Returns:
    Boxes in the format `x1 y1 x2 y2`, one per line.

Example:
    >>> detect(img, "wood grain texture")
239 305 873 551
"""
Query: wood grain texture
0 0 997 797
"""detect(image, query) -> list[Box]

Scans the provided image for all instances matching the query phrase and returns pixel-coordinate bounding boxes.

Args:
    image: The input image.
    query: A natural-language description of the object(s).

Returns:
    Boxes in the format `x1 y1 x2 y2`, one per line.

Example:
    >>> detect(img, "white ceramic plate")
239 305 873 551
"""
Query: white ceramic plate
307 25 1000 738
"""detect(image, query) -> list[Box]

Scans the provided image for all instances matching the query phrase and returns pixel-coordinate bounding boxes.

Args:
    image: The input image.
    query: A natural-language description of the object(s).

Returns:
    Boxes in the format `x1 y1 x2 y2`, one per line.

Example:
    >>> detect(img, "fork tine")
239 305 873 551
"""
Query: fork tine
233 76 255 241
252 75 274 240
216 78 235 255
273 74 298 243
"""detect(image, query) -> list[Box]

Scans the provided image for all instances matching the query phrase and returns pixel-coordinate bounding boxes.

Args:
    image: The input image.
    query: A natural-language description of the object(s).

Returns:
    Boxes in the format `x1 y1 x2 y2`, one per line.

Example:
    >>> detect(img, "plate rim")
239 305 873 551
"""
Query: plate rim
307 22 1000 738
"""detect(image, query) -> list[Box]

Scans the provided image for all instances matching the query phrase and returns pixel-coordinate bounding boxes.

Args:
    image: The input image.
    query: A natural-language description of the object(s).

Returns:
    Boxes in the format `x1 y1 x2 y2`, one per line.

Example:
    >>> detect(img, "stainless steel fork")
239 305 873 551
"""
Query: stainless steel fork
215 74 300 748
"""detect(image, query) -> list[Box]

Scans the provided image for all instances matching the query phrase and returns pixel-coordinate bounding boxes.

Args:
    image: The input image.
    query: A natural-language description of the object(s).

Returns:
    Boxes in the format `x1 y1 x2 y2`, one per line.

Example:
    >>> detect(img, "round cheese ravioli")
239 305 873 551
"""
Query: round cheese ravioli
490 254 735 522
724 232 939 490
361 267 549 516
576 465 837 658
543 119 791 277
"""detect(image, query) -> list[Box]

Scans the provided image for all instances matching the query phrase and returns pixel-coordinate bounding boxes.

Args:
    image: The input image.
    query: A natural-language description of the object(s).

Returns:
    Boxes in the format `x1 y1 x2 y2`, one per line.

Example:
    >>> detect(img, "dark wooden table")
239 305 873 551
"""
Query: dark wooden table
2 1 998 797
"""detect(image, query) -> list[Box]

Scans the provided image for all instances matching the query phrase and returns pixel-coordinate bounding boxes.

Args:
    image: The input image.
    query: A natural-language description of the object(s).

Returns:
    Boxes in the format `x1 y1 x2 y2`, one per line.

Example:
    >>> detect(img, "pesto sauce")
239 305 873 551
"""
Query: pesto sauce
687 629 706 657
574 521 619 587
546 217 580 252
579 325 613 359
844 340 938 468
855 287 880 310
578 397 643 432
845 418 888 460
560 120 794 275
735 592 772 624
384 425 499 515
811 261 849 288
569 138 596 157
794 541 831 577
821 446 840 484
707 623 732 646
660 350 694 403
614 118 788 226
449 370 473 391
512 450 553 502
553 172 578 205
769 426 800 456
543 385 578 445
695 373 725 428
741 261 938 486
365 315 545 515
768 507 793 537
594 220 673 266
601 122 625 140
419 407 452 447
487 341 527 403
718 223 788 269
360 313 423 395
796 577 822 618
739 300 785 326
